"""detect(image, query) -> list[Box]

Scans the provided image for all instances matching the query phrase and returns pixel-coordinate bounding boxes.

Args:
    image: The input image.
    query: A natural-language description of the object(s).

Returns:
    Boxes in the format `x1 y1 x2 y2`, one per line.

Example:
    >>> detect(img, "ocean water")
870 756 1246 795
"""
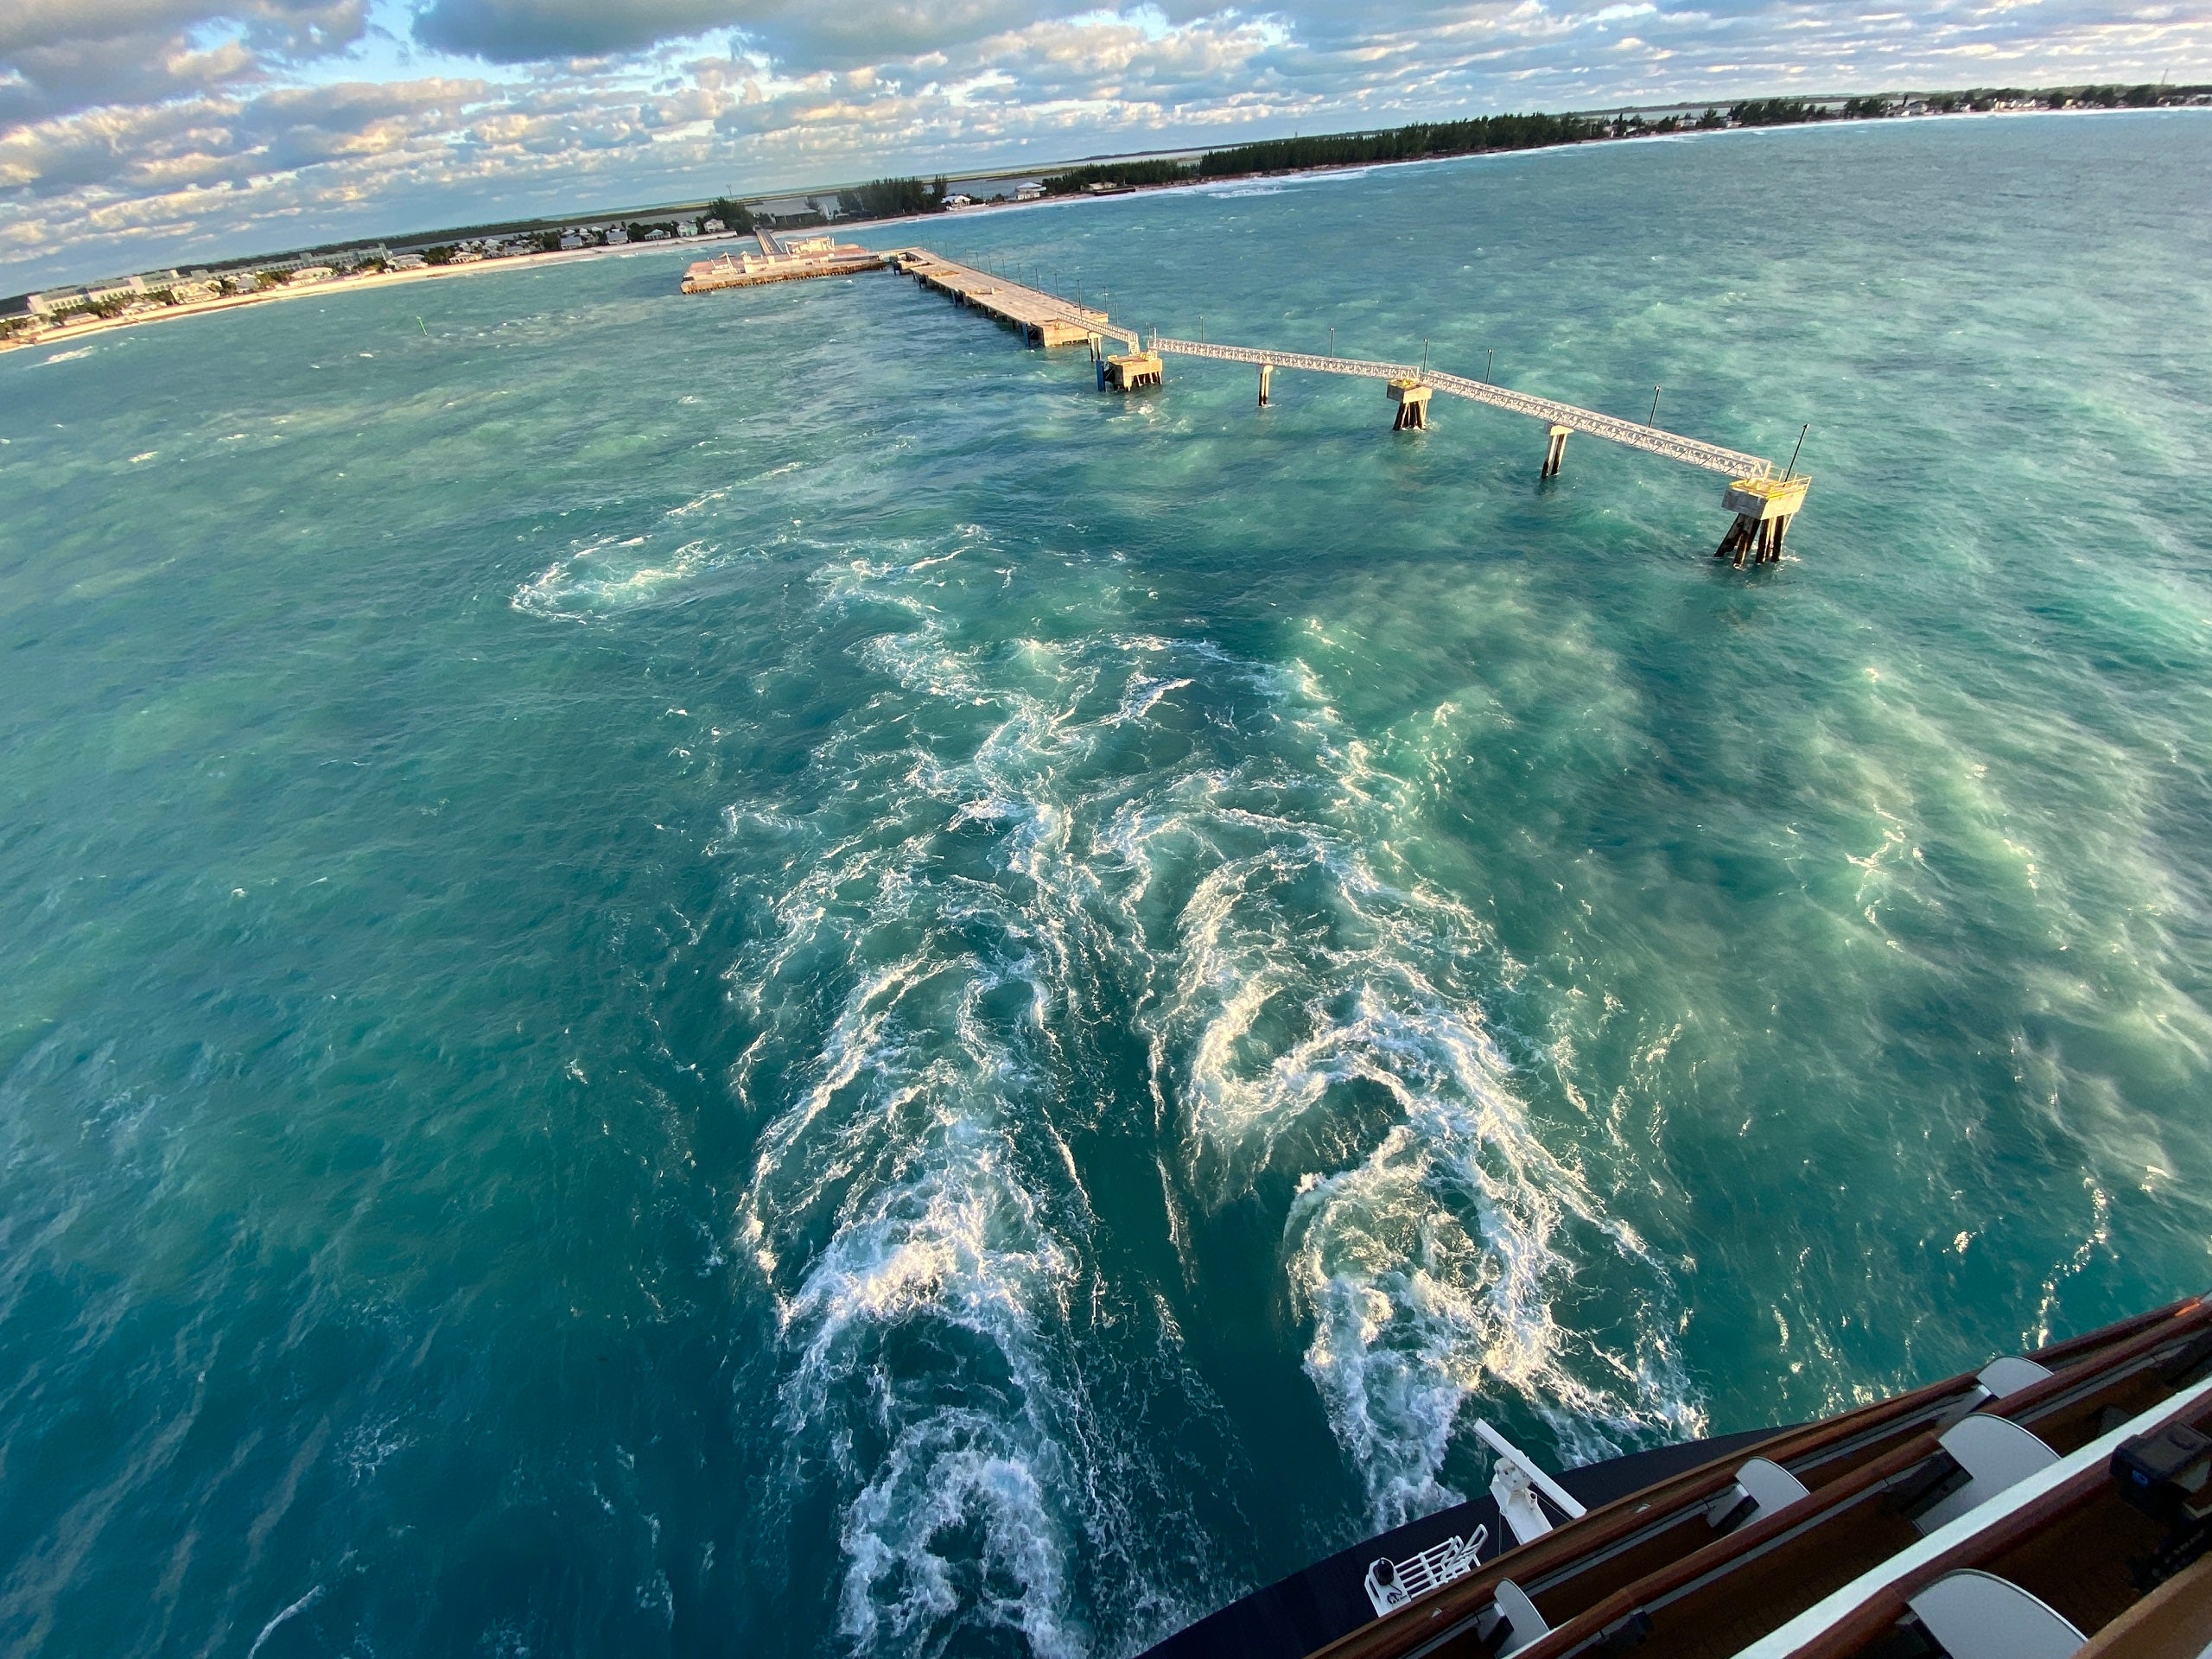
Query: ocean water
3 110 2211 1657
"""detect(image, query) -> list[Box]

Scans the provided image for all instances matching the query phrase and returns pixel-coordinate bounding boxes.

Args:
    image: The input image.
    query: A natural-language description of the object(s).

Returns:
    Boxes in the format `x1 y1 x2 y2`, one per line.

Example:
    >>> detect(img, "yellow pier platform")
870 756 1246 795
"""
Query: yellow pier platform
680 247 887 294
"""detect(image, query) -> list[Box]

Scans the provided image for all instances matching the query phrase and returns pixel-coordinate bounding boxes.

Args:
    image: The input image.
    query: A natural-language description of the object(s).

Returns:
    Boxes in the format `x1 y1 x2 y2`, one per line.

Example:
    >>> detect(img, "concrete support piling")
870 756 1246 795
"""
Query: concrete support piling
1714 474 1808 568
1103 352 1163 392
1389 378 1433 432
1541 424 1571 477
1258 363 1273 408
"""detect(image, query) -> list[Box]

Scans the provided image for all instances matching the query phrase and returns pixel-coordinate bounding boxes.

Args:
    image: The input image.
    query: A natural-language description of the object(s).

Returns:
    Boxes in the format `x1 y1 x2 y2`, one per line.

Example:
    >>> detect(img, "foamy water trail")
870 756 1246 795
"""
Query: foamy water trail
511 482 768 619
1108 681 1705 1525
728 538 1230 1657
731 536 1702 1598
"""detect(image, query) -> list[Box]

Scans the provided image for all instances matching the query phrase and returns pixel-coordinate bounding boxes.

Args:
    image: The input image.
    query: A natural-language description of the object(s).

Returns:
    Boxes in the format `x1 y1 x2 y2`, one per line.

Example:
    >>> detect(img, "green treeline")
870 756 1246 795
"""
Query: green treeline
1730 99 1822 126
1043 114 1601 194
836 178 943 218
1198 113 1602 175
1043 159 1197 194
1026 86 2212 198
707 196 756 232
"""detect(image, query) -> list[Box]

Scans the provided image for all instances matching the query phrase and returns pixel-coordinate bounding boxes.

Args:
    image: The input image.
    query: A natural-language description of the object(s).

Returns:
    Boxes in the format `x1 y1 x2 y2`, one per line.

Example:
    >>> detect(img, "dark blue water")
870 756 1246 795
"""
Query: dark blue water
3 111 2209 1658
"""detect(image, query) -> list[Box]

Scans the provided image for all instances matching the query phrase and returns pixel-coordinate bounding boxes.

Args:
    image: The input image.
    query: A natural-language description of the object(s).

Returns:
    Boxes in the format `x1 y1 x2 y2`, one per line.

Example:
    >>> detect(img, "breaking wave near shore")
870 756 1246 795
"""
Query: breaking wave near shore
720 532 1702 1652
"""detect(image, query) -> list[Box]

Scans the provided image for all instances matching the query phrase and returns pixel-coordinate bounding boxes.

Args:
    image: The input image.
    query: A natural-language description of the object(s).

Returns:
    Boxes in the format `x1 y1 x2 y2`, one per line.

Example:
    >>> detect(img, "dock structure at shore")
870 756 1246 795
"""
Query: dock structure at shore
680 244 887 293
677 244 1809 561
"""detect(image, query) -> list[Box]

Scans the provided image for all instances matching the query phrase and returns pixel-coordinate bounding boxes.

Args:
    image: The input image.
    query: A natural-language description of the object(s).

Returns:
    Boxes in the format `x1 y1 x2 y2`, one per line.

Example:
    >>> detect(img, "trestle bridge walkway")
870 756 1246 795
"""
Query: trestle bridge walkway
685 245 1809 563
1150 338 1768 479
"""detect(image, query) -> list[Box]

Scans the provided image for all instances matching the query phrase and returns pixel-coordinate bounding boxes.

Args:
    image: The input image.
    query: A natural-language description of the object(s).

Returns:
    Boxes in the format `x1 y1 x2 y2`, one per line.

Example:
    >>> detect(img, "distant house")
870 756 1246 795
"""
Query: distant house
1014 183 1045 201
559 231 587 250
702 218 725 234
605 226 630 245
388 252 427 270
288 266 335 284
943 194 976 210
754 195 835 227
677 221 698 238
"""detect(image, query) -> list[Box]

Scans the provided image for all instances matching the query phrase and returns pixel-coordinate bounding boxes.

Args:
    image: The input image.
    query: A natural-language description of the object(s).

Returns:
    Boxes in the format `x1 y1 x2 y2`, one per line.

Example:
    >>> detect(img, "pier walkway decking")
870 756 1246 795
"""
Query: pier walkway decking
894 251 1139 351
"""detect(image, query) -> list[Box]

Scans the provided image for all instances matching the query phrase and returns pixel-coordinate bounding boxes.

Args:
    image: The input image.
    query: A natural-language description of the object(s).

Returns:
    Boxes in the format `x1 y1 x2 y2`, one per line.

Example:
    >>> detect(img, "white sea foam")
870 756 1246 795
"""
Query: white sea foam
512 536 721 618
728 539 1701 1637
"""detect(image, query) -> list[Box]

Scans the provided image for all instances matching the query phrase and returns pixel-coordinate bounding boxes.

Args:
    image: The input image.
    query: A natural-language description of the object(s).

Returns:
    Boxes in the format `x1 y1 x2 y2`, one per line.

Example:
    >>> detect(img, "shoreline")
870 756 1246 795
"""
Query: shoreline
0 232 754 355
6 103 2202 359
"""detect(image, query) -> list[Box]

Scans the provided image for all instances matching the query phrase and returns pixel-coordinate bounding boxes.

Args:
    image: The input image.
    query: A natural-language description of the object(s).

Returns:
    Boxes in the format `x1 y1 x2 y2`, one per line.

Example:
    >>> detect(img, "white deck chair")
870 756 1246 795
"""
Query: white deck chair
1491 1580 1550 1656
1916 1414 2060 1533
1939 1355 2057 1428
1977 1356 2055 1398
1908 1568 2084 1659
1704 1456 1812 1530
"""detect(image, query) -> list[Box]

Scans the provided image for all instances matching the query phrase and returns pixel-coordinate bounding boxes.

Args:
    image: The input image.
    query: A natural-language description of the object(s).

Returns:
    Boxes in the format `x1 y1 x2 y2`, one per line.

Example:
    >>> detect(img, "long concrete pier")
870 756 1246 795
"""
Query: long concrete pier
678 243 1810 562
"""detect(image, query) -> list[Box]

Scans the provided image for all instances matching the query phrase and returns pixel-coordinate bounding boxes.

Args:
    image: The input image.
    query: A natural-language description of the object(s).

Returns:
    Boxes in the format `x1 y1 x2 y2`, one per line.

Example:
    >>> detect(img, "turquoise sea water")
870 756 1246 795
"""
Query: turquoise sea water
3 111 2211 1657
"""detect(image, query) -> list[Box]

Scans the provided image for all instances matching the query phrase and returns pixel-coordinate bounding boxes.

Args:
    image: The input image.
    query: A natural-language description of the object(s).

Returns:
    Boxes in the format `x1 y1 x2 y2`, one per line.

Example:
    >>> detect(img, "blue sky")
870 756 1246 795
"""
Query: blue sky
3 0 2207 289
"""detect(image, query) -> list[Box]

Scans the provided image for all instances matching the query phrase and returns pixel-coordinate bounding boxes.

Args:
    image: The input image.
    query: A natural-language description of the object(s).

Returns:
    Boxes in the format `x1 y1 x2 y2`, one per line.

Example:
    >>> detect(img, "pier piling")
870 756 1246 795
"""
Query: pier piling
1389 378 1433 432
1259 363 1274 408
1541 424 1571 476
1103 352 1164 392
1713 475 1808 566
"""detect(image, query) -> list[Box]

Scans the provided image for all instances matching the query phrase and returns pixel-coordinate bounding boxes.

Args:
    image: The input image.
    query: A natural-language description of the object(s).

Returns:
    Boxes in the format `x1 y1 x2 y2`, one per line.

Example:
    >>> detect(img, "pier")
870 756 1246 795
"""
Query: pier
678 245 1810 560
680 242 887 294
893 251 1137 349
1139 335 1805 561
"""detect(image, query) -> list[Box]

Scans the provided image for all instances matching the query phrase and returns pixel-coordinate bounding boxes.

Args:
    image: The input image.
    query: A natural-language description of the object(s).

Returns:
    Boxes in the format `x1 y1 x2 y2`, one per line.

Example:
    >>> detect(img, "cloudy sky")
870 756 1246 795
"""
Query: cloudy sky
3 0 2207 290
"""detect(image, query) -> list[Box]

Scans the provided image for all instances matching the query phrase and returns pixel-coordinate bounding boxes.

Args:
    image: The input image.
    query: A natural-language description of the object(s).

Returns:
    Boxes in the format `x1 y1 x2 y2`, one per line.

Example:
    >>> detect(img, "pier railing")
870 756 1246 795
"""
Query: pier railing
1149 337 1776 480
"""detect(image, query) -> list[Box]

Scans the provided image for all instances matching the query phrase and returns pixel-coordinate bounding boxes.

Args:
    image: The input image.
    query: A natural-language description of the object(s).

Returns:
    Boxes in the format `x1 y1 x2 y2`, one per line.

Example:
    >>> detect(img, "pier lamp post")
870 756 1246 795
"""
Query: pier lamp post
1648 385 1662 427
1485 350 1494 385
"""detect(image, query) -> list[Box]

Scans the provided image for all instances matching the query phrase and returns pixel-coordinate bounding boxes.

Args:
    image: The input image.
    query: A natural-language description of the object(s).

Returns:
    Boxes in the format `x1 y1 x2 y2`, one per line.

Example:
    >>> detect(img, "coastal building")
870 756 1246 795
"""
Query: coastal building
289 266 335 284
605 226 629 245
945 176 1046 204
753 195 817 224
389 253 427 270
